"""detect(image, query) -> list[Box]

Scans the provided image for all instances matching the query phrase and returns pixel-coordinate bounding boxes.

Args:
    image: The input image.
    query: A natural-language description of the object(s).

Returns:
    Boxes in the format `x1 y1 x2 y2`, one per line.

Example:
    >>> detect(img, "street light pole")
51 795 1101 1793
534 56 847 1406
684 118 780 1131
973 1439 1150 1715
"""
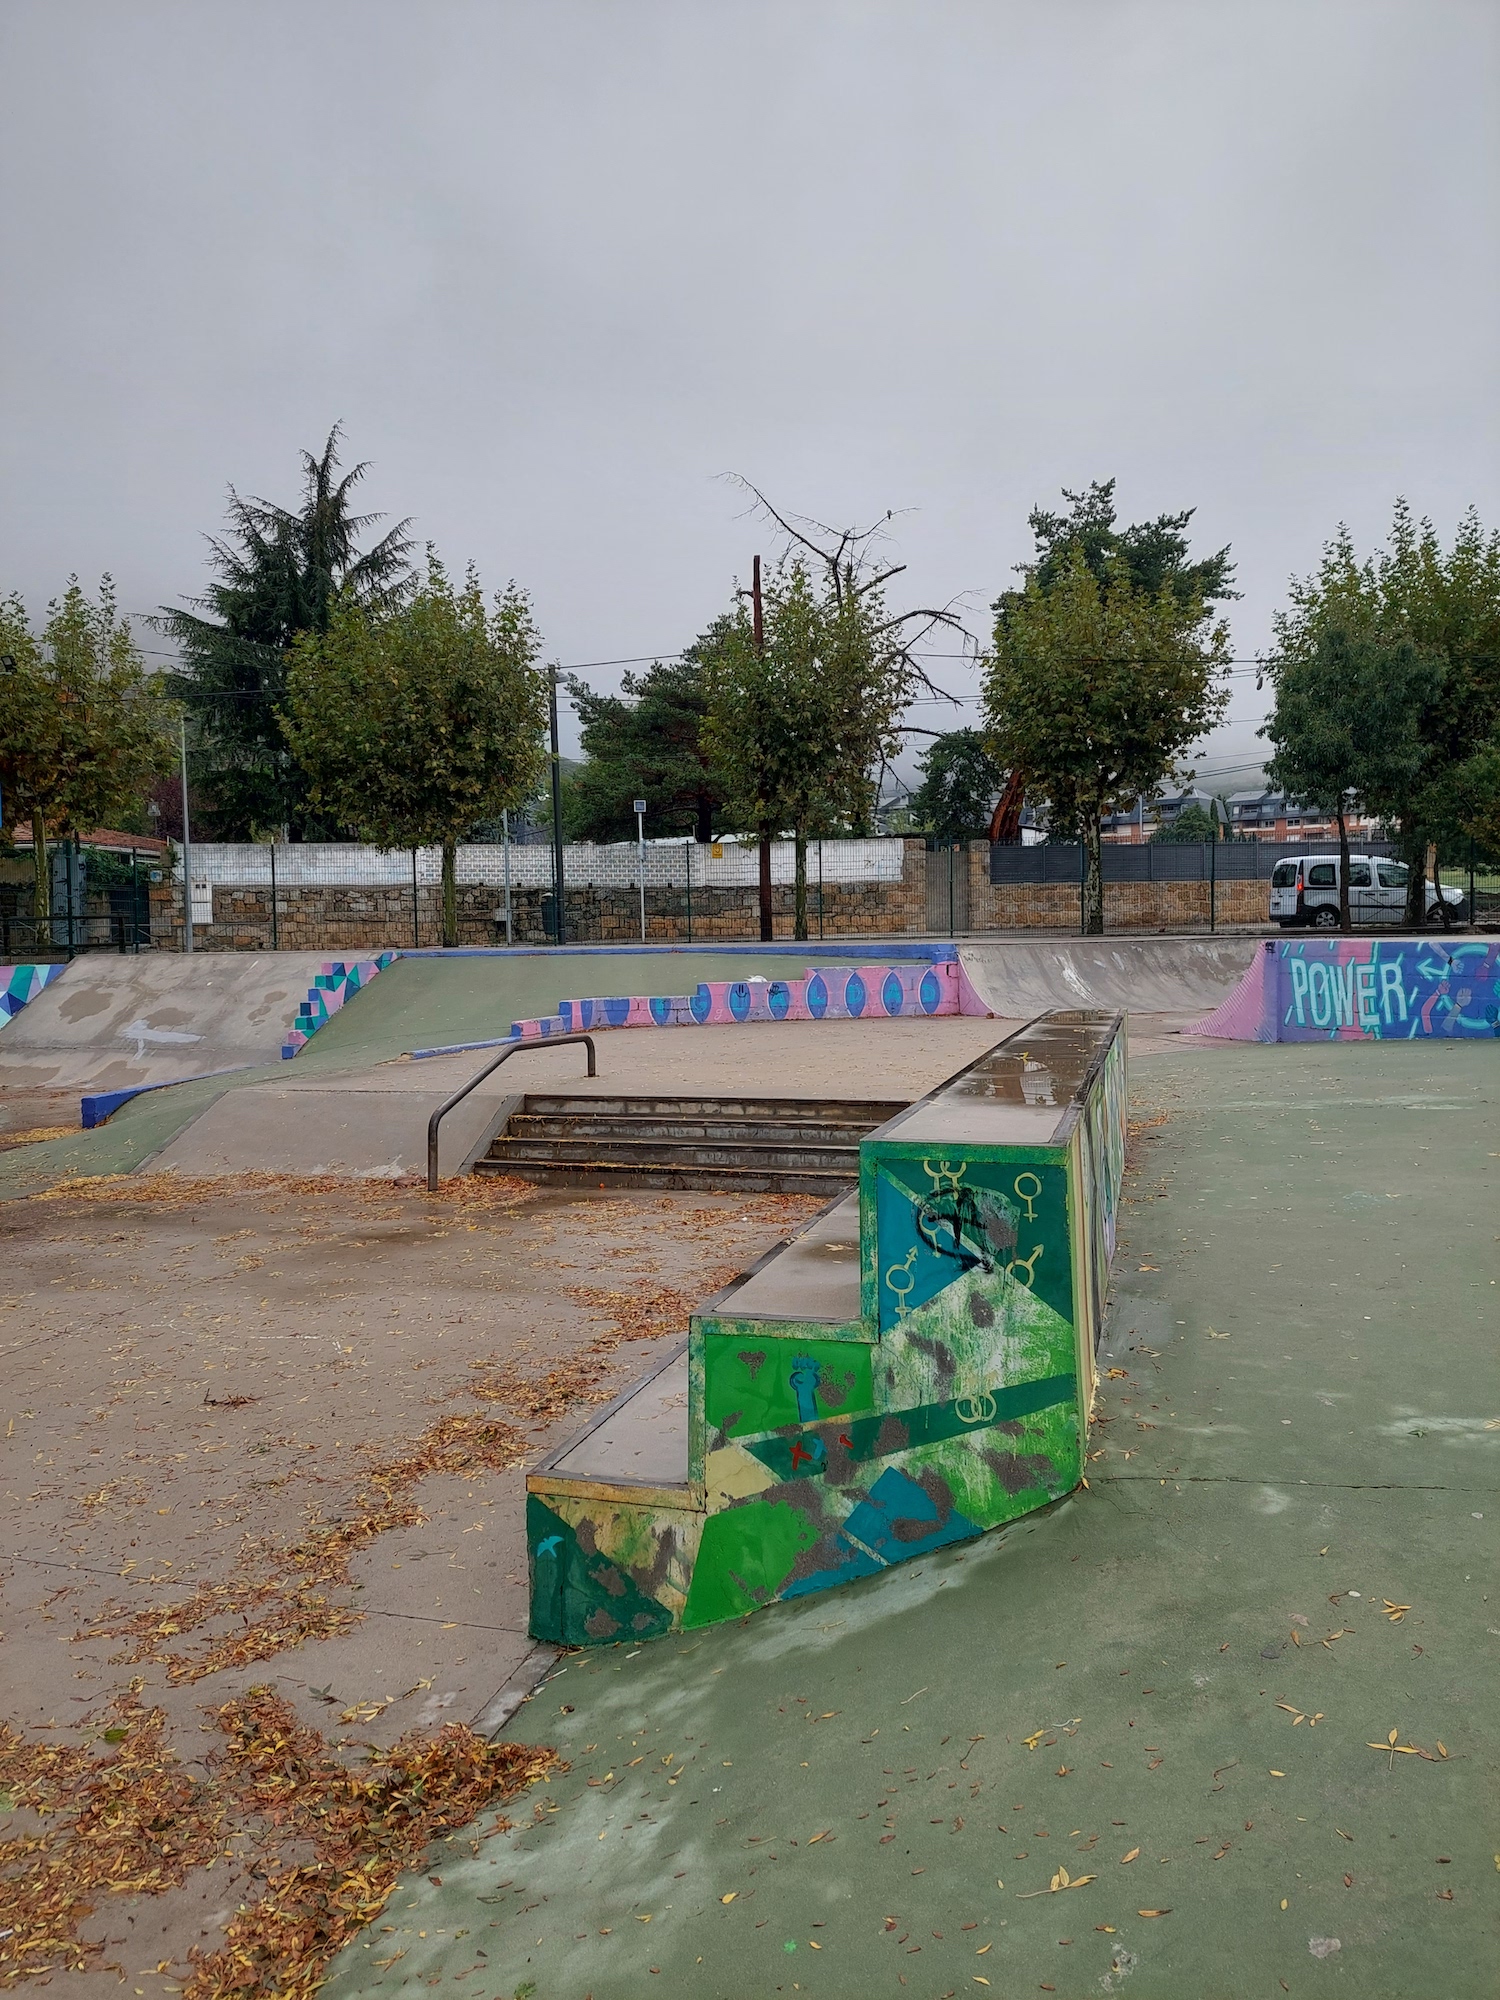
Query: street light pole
634 798 647 942
179 715 194 956
502 808 513 946
548 665 566 946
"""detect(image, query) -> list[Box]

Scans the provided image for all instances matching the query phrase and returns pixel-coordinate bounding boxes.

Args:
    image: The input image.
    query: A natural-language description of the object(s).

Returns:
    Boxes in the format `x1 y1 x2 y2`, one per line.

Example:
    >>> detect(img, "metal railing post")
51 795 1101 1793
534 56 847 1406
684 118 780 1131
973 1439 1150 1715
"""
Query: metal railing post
269 841 279 950
1470 837 1477 927
427 1032 596 1190
684 839 692 942
412 848 421 949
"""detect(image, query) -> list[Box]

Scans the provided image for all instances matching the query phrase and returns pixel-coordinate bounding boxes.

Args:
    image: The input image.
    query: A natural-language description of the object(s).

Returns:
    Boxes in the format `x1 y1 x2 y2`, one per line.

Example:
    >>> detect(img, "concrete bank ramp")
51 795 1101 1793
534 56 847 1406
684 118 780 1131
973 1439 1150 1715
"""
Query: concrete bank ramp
145 1064 521 1180
0 952 332 1094
958 936 1256 1019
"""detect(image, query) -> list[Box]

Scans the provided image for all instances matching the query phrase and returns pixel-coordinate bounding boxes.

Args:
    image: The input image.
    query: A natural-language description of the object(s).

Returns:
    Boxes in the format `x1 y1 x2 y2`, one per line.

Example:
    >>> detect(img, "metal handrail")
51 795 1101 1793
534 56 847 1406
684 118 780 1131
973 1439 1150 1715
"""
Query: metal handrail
426 1032 596 1191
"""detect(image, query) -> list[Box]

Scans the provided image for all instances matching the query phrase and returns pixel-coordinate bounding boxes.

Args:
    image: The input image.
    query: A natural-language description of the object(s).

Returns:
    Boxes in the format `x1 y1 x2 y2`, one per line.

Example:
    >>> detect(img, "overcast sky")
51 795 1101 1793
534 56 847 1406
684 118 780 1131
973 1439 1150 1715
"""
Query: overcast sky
3 2 1496 787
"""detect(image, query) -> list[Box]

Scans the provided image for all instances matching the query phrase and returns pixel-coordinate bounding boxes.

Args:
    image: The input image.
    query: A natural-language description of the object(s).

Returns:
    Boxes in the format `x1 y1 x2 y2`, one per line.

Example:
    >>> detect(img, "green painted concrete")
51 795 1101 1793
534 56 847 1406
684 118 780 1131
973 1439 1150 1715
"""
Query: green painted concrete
322 1039 1499 2000
0 948 849 1198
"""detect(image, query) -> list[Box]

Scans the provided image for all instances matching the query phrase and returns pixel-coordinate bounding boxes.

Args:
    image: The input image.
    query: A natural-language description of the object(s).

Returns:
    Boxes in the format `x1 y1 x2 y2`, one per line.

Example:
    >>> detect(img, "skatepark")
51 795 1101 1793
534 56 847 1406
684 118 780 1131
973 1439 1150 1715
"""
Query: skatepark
1 937 1495 1998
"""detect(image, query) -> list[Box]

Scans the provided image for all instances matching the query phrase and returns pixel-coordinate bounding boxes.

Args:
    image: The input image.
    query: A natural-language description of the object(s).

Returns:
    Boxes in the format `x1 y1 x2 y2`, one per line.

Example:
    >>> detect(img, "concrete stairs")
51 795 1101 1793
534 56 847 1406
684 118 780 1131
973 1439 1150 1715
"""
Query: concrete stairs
474 1091 905 1195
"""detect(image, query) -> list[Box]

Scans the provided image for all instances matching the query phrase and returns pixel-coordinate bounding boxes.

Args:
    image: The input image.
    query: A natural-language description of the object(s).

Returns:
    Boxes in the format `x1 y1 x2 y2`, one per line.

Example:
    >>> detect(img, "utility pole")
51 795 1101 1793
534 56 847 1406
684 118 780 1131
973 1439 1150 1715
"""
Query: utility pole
179 715 194 955
753 554 773 942
634 797 648 941
548 665 566 946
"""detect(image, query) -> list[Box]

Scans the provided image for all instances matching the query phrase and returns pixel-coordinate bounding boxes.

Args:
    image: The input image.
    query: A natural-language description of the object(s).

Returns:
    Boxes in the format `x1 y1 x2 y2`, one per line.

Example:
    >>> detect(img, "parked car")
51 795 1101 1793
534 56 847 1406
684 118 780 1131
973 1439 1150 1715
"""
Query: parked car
1269 855 1465 929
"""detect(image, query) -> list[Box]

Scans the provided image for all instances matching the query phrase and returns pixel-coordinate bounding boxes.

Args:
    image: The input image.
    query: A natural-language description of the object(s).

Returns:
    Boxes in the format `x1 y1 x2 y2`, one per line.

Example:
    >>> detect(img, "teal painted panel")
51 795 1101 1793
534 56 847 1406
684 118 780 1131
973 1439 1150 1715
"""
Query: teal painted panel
873 1158 1072 1335
527 1494 675 1646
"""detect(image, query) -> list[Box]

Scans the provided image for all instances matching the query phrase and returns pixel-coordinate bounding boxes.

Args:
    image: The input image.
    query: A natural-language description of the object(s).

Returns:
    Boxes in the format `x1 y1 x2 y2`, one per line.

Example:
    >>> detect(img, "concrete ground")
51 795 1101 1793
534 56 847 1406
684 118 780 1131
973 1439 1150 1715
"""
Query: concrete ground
0 1167 822 1995
319 1037 1500 2000
0 934 1247 1191
145 1017 1033 1179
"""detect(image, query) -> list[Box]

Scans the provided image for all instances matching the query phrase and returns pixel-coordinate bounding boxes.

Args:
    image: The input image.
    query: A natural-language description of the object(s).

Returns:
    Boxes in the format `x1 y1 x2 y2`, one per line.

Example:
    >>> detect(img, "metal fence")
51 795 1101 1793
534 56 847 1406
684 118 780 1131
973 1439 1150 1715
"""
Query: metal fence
989 838 1399 884
2 835 1493 957
986 838 1496 935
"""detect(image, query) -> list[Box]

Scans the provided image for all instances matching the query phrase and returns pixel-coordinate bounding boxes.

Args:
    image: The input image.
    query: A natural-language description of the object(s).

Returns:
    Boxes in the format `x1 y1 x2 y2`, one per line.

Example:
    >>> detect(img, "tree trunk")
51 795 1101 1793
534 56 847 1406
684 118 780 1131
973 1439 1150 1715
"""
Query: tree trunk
793 828 808 941
30 811 50 929
695 794 714 845
1430 846 1456 929
1082 813 1104 936
1337 808 1351 932
758 822 773 941
1402 832 1426 929
441 835 458 948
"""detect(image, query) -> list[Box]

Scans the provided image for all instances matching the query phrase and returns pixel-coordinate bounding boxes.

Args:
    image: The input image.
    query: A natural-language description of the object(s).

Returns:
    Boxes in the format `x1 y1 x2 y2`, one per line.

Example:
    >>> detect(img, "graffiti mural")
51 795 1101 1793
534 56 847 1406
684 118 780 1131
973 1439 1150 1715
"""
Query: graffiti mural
1197 938 1500 1042
0 962 67 1025
510 960 962 1042
526 1011 1127 1644
281 954 396 1057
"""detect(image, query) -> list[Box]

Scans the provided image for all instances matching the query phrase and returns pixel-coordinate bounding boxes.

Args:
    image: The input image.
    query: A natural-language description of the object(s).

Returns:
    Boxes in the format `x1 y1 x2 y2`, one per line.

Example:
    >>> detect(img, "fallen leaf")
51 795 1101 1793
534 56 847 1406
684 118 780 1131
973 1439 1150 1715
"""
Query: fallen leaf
1137 1908 1171 1918
720 1893 736 1904
1120 1848 1140 1864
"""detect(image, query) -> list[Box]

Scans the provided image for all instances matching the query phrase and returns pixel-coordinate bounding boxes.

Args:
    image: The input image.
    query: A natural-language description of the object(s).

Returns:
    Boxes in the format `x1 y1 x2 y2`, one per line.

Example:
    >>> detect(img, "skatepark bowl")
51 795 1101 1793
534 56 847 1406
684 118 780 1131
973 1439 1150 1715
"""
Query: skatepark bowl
1 933 1496 2000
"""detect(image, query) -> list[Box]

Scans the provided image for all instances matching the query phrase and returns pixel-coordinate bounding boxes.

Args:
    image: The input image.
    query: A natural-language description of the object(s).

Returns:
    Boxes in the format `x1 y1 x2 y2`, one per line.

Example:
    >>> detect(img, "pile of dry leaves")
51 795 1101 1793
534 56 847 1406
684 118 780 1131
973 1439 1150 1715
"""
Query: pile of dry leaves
0 1686 555 1995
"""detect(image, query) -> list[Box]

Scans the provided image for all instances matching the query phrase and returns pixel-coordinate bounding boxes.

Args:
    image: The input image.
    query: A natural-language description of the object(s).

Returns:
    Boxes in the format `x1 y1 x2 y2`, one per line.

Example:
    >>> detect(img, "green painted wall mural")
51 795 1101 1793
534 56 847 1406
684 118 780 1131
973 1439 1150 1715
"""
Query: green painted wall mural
702 1333 874 1440
527 1011 1126 1645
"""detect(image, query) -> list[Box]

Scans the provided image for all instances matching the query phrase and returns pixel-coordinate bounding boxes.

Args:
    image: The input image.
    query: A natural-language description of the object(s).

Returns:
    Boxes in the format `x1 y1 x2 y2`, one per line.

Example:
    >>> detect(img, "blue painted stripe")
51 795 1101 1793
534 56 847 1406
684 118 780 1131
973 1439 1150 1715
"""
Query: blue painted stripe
81 1065 255 1128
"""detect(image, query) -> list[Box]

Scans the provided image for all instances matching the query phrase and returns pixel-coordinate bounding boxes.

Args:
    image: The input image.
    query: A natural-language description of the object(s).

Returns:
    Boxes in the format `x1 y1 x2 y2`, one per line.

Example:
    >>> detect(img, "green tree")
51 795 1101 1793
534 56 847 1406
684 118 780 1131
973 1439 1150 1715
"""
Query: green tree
1262 625 1443 930
282 553 547 945
1271 503 1500 921
985 538 1231 933
721 481 978 935
160 427 413 837
566 631 728 844
908 729 1002 845
1012 478 1236 615
0 579 176 929
1151 802 1219 843
1418 735 1500 870
702 557 911 939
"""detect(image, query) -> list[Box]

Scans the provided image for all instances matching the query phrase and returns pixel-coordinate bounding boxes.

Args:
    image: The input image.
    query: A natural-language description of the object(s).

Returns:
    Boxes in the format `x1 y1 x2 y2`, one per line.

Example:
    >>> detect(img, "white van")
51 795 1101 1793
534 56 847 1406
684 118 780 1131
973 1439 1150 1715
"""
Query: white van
1269 854 1464 929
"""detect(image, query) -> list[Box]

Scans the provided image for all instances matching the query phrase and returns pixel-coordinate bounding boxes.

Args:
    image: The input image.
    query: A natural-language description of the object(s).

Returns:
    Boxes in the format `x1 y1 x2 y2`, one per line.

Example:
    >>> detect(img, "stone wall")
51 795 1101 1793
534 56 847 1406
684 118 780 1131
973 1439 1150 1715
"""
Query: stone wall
148 843 930 949
141 847 1272 948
